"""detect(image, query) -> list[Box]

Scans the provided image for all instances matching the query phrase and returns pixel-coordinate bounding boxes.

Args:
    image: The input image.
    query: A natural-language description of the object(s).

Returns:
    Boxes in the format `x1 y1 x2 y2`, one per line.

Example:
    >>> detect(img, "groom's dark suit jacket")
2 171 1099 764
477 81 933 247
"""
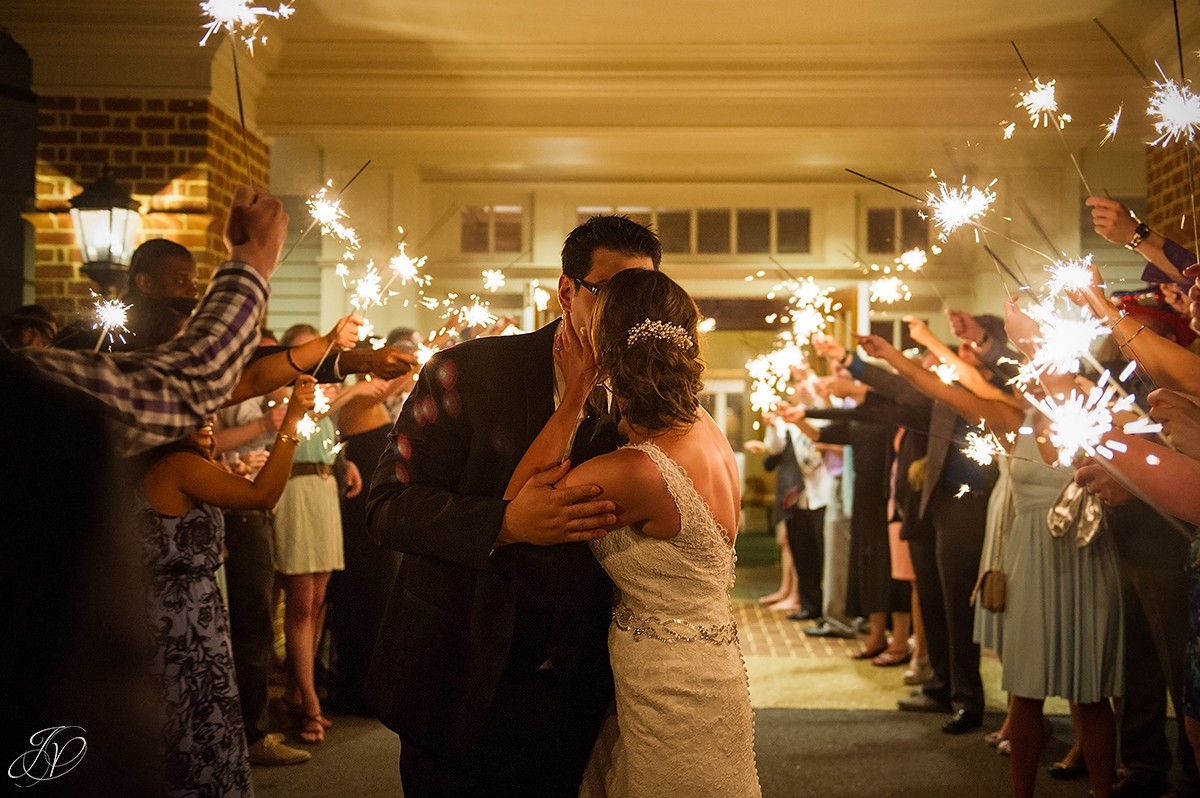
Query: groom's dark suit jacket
365 320 618 760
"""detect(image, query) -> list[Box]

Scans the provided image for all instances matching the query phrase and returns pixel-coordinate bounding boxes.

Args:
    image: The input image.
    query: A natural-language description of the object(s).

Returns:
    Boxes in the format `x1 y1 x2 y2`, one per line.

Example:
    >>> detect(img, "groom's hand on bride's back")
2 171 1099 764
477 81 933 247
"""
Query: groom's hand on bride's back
496 460 616 546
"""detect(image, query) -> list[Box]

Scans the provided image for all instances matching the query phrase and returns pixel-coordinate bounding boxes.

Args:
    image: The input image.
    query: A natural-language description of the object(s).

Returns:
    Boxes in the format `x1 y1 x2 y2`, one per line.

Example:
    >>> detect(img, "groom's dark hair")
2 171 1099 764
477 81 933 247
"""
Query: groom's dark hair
561 215 662 280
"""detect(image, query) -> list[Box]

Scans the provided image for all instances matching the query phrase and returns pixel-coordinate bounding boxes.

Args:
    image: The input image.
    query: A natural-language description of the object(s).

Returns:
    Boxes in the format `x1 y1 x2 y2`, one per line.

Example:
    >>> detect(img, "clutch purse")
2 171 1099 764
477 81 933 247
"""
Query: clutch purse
972 570 1006 613
1046 480 1104 547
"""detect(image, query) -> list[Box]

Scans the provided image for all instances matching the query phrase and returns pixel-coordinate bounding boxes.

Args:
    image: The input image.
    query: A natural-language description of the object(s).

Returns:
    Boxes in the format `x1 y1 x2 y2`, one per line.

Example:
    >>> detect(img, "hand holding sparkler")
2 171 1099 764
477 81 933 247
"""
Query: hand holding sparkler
1148 388 1200 458
226 186 289 279
324 313 364 352
280 375 317 431
1073 457 1135 507
810 333 848 364
1002 296 1042 357
337 346 418 380
854 333 901 365
903 316 935 348
1085 196 1141 248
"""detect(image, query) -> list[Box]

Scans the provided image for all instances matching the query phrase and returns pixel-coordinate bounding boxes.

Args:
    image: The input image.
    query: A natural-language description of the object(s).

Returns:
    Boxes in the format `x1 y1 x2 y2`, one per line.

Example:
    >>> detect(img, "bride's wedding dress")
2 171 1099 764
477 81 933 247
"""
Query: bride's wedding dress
581 441 762 798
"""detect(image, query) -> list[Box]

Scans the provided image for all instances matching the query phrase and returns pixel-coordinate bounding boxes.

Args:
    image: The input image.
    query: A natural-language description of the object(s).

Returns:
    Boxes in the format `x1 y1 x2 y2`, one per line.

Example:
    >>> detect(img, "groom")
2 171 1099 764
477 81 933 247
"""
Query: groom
366 216 661 796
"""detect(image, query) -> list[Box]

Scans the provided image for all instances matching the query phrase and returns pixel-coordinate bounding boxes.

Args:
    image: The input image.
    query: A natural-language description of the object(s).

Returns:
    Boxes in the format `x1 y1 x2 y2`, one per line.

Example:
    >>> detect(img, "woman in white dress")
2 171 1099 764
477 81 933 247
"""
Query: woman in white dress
505 268 761 798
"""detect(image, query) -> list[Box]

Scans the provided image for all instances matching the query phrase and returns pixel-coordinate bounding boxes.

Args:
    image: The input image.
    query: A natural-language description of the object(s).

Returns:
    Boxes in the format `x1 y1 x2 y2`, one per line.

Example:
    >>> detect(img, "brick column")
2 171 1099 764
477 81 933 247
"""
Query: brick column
28 95 269 319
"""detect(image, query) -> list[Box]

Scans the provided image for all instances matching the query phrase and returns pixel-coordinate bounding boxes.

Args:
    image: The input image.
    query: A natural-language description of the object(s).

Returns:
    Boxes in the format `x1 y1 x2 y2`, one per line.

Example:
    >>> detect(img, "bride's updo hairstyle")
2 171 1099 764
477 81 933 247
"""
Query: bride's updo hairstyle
592 269 703 431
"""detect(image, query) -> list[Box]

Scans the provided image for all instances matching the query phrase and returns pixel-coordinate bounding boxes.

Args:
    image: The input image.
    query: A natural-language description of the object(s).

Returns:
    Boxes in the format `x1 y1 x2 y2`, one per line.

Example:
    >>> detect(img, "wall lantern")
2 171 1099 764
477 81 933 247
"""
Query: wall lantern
69 165 141 295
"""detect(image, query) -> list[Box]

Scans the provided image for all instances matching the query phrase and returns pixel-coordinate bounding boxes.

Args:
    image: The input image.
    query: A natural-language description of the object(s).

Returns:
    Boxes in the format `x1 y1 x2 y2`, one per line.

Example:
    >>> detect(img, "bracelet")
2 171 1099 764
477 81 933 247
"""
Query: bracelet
1115 323 1146 349
284 348 303 372
1105 311 1128 330
276 432 299 446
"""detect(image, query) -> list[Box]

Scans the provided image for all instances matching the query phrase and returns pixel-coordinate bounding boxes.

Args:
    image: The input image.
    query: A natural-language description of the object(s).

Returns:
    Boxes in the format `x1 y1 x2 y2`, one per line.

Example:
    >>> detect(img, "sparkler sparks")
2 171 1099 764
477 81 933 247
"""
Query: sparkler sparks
1028 386 1115 467
91 293 133 350
482 269 506 291
897 248 928 272
294 414 319 440
1044 255 1097 299
962 426 1006 466
1148 77 1200 146
1017 78 1072 129
955 484 971 499
933 362 960 385
415 343 437 365
870 276 912 304
1024 302 1107 376
199 0 294 53
925 176 998 240
306 180 360 248
1101 104 1123 145
532 286 550 312
349 261 389 312
387 240 429 286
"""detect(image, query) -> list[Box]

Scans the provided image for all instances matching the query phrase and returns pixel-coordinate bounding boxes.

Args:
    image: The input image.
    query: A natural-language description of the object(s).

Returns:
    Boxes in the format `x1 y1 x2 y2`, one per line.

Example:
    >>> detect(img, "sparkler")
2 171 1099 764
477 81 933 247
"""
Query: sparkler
954 484 971 499
1028 386 1114 467
1101 105 1123 146
199 1 294 184
1010 43 1093 195
962 426 1006 466
1148 76 1200 147
482 270 506 291
279 160 371 266
1023 301 1107 377
1044 255 1098 299
306 180 360 248
933 362 960 385
199 0 293 53
925 176 998 240
870 276 911 304
91 293 132 352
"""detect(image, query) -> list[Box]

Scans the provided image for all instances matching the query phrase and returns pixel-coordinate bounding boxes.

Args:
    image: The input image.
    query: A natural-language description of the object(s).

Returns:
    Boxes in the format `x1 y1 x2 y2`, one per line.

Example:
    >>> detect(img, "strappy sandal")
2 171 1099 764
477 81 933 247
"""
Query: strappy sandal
299 715 326 745
848 643 888 660
282 697 333 729
871 647 913 667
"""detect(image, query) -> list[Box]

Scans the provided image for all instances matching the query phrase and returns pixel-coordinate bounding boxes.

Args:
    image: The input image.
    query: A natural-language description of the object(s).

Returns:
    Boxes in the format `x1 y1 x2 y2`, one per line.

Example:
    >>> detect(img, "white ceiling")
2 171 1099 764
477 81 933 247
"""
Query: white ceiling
2 0 1191 185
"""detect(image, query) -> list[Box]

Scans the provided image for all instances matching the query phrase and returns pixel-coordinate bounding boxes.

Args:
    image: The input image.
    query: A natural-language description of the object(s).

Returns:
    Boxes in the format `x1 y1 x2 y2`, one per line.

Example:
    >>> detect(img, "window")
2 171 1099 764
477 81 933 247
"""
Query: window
736 209 770 254
656 208 691 253
570 205 812 255
697 209 731 253
460 205 525 254
776 209 811 253
867 207 929 254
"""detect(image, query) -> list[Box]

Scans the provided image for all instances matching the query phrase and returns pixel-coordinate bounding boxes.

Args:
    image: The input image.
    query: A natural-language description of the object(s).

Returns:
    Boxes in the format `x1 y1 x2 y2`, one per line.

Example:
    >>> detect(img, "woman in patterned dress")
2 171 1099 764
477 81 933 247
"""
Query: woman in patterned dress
137 376 315 797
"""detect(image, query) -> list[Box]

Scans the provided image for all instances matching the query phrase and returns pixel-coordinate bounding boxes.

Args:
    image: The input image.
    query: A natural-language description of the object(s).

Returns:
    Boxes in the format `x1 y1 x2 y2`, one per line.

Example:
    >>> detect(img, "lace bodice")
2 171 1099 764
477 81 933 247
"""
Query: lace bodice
588 441 738 631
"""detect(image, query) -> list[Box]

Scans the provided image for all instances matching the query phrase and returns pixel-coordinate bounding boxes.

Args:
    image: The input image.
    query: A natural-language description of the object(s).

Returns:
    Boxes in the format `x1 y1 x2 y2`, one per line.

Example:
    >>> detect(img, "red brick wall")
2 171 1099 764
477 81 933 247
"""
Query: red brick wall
30 95 269 319
1146 142 1200 235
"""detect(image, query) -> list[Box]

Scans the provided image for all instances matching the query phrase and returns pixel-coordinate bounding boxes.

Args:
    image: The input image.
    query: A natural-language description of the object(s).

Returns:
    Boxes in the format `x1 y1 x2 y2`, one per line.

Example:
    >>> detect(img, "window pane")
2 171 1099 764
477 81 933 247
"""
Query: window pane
493 205 523 253
776 209 811 254
737 209 770 254
866 208 896 253
656 208 691 253
869 319 896 343
616 206 652 229
697 209 731 253
899 208 929 251
461 206 490 253
576 206 612 227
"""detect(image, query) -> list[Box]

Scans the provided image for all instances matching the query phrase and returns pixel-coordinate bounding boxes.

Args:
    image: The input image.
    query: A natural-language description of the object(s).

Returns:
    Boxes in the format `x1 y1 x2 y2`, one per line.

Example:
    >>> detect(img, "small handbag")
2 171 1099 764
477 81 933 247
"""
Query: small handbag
971 476 1013 613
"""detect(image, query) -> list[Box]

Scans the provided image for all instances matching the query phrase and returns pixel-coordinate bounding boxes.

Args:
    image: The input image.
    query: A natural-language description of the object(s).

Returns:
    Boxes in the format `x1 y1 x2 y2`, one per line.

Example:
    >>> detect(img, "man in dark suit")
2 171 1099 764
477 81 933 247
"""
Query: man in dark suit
366 216 661 797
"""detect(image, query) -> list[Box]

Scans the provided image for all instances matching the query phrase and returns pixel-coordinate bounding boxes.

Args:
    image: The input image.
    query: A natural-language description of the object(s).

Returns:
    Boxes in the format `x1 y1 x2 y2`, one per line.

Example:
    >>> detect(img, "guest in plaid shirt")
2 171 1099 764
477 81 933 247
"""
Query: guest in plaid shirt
11 186 288 458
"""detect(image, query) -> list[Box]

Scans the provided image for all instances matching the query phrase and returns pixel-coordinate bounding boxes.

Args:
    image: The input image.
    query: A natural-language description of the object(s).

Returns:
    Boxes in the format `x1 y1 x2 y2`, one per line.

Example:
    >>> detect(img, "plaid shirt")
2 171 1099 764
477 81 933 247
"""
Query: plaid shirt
18 261 269 457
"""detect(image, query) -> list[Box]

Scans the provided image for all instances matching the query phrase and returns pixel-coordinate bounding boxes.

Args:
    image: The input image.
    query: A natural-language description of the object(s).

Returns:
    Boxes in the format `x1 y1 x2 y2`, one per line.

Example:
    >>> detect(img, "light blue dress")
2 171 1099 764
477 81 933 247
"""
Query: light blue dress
999 426 1123 702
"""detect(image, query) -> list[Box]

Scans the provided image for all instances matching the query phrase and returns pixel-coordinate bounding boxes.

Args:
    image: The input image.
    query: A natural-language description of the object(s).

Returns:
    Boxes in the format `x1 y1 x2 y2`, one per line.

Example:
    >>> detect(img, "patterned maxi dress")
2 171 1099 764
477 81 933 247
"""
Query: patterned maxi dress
581 442 761 798
137 490 253 798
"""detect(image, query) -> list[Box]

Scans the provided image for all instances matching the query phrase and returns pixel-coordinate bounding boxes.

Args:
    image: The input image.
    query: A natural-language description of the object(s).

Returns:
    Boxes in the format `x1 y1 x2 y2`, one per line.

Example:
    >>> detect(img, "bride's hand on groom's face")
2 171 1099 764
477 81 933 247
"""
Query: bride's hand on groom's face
557 311 599 391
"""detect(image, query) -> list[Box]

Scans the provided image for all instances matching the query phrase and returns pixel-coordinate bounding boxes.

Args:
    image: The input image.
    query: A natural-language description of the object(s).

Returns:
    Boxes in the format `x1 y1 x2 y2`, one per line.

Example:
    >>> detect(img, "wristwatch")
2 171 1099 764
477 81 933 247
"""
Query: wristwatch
1126 221 1151 250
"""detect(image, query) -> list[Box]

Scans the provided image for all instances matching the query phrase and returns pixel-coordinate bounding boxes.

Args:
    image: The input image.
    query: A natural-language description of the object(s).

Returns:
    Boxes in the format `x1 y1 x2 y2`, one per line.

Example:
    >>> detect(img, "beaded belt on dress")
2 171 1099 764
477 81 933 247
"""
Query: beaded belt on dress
612 603 738 645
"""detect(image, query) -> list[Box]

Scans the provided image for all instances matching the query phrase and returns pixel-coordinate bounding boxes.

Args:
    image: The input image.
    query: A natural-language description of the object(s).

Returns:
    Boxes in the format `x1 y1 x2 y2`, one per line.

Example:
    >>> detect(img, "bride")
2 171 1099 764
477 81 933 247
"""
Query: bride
504 268 762 797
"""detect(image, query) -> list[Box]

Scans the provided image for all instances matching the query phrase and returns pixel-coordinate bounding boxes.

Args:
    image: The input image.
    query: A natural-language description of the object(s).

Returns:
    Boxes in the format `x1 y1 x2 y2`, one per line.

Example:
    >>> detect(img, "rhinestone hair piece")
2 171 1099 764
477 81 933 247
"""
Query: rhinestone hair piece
626 318 693 350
